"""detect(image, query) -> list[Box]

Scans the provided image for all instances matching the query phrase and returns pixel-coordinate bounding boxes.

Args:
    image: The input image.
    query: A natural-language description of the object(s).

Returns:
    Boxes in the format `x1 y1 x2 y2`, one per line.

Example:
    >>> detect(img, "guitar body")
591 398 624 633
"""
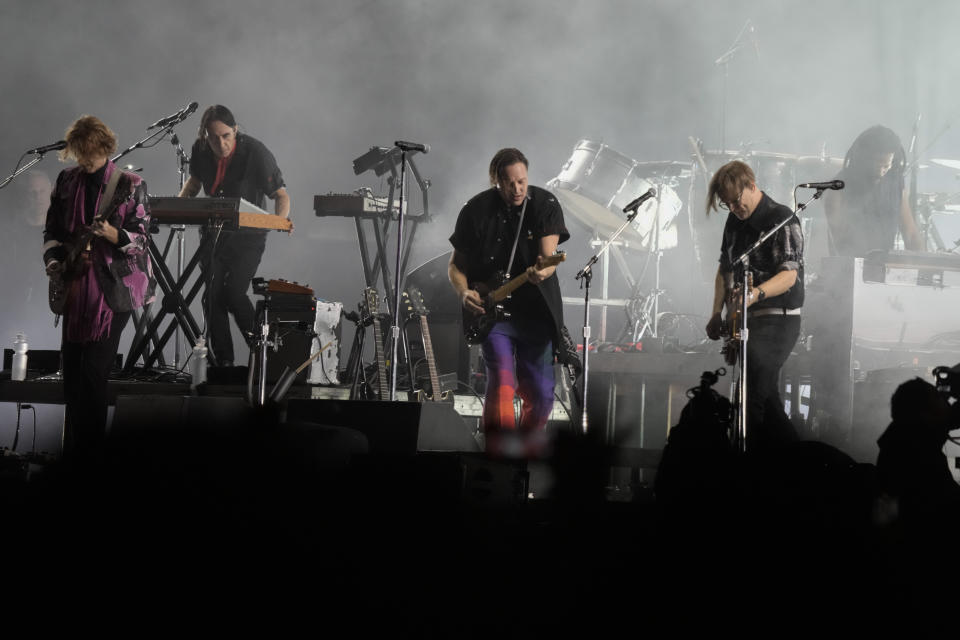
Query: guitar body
47 238 92 315
462 278 507 347
461 253 566 346
721 272 753 365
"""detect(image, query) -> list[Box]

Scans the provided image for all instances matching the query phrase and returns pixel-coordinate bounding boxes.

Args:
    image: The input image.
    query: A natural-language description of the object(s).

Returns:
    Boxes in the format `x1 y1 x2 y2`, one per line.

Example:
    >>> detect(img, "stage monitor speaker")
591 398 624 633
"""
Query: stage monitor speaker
286 398 480 455
111 395 252 434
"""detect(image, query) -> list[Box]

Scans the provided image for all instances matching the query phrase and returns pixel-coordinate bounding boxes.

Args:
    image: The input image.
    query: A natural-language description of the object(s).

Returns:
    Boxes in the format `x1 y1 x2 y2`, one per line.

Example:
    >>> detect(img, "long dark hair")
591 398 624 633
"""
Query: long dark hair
842 125 905 192
196 104 237 143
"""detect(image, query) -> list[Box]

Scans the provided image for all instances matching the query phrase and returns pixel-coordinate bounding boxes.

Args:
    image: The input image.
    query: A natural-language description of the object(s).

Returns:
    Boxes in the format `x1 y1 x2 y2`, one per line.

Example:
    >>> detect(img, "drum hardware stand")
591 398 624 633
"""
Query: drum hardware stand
714 18 755 157
629 173 671 342
575 193 650 434
728 187 823 453
589 234 638 342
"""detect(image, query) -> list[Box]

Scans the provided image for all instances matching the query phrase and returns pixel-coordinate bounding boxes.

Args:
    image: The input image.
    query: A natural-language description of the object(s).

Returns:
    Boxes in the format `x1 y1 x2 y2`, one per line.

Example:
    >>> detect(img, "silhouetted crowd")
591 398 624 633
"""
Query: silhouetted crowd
0 371 957 637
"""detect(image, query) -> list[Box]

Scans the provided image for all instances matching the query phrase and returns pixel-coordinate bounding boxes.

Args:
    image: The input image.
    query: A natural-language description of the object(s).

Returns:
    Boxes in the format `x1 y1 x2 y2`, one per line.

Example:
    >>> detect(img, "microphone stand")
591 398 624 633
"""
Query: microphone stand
729 187 824 453
389 149 409 401
714 19 753 157
575 203 644 434
0 153 47 190
170 133 190 370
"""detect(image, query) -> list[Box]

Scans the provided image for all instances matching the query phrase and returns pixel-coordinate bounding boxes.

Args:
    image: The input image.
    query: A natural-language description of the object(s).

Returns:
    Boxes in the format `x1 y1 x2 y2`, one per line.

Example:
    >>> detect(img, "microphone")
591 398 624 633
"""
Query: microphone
797 180 844 190
27 140 67 154
622 187 657 212
147 101 200 130
395 140 430 153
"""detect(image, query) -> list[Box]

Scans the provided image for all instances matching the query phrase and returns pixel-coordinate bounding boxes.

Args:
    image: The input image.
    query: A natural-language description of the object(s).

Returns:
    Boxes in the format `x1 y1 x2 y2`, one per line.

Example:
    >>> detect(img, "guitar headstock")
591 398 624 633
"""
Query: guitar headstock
542 251 566 269
362 287 379 318
402 286 428 320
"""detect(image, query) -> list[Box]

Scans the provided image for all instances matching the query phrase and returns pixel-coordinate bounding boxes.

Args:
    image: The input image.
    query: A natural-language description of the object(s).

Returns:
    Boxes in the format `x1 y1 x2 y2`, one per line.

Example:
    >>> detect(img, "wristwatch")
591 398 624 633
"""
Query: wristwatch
756 286 766 302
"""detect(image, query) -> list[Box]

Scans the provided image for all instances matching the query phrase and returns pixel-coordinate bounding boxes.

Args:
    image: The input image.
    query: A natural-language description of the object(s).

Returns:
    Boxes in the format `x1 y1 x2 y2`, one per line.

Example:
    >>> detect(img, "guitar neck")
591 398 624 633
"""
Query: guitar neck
487 255 564 304
372 316 389 398
489 272 530 303
419 316 442 400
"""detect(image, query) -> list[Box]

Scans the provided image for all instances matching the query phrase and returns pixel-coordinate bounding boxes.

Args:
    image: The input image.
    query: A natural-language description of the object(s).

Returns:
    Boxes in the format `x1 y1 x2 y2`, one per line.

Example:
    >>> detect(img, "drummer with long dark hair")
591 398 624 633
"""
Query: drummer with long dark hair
178 105 291 366
823 125 922 257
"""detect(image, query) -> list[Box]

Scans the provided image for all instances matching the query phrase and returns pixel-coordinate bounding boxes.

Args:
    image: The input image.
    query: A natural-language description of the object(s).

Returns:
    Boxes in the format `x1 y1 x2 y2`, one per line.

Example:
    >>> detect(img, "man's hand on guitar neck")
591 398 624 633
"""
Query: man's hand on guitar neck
526 255 556 284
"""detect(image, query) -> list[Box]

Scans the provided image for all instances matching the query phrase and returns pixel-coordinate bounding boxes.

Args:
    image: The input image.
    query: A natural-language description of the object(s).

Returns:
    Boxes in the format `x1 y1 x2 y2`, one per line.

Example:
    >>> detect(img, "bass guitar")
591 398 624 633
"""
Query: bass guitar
402 286 453 402
462 252 566 346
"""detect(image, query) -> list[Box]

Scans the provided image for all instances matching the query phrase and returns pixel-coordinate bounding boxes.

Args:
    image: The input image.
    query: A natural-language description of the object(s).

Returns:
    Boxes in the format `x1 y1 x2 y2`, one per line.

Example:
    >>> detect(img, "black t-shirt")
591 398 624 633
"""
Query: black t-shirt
449 185 569 334
189 133 284 209
719 192 804 310
827 168 902 257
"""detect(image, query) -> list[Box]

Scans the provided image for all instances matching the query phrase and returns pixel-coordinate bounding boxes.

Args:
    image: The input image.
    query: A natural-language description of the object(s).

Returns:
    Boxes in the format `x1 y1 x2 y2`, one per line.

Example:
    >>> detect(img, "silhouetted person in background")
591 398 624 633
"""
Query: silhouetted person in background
876 377 960 531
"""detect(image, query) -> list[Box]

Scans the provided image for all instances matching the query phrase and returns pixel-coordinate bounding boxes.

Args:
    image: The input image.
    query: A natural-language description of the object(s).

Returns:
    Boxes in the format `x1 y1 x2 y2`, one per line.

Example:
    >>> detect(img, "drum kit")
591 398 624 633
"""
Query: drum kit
546 138 848 343
549 138 960 346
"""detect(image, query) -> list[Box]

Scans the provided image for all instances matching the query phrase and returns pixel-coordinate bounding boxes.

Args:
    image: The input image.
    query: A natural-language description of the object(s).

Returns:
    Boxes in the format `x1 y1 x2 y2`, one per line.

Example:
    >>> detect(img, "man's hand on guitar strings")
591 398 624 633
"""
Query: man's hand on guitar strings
89 219 120 245
461 289 485 315
705 311 723 341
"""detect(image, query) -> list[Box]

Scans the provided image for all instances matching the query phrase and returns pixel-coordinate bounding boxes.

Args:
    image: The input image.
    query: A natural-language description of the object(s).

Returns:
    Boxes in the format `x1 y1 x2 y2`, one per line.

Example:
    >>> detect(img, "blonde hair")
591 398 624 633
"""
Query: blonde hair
59 115 117 163
705 160 755 214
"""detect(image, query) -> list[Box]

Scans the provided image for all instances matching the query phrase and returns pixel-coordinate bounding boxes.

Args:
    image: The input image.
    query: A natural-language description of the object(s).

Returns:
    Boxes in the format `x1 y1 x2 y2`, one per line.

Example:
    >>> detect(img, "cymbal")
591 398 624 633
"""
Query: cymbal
795 155 844 168
550 188 645 244
930 158 960 171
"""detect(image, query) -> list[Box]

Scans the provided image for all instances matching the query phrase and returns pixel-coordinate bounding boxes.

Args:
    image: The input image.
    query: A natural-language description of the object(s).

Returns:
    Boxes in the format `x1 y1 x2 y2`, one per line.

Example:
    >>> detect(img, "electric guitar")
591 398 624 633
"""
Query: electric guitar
402 286 453 402
48 170 127 316
462 252 566 346
363 287 390 400
48 214 110 315
721 272 753 366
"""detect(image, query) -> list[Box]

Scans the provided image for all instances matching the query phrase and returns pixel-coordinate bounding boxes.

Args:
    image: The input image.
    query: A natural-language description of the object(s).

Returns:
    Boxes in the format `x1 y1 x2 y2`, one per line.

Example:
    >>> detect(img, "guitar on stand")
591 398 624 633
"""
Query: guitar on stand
363 287 390 400
402 286 452 402
462 252 566 345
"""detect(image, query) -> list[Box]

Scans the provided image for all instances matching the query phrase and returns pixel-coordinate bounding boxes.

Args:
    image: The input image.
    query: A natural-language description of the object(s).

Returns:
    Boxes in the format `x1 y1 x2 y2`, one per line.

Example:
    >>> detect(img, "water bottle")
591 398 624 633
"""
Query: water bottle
11 333 28 381
191 338 208 388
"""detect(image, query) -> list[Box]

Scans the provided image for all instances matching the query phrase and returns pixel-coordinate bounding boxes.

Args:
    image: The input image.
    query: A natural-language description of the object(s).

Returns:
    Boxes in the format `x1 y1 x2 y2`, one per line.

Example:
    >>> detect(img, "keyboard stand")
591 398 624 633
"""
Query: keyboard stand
122 226 215 374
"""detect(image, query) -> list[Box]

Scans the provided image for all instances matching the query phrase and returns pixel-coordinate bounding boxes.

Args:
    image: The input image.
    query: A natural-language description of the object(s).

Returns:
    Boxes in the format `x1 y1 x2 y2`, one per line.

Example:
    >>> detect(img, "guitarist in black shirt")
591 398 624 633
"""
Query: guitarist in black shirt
448 148 569 458
704 160 803 453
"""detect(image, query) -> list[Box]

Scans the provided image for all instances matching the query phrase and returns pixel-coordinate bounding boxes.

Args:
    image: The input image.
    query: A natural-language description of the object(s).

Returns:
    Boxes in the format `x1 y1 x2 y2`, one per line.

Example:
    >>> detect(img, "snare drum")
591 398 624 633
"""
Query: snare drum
548 140 682 249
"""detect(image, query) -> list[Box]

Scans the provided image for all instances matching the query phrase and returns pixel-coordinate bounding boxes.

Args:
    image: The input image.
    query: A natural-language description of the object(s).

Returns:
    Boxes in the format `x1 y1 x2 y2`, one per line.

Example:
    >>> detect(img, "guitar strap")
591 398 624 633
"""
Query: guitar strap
504 195 529 277
95 165 124 221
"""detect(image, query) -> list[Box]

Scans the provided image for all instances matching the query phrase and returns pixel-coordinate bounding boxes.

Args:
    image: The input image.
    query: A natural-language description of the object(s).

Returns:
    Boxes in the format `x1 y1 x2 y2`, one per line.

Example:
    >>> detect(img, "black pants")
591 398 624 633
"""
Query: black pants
201 231 267 365
744 314 801 452
61 311 131 461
